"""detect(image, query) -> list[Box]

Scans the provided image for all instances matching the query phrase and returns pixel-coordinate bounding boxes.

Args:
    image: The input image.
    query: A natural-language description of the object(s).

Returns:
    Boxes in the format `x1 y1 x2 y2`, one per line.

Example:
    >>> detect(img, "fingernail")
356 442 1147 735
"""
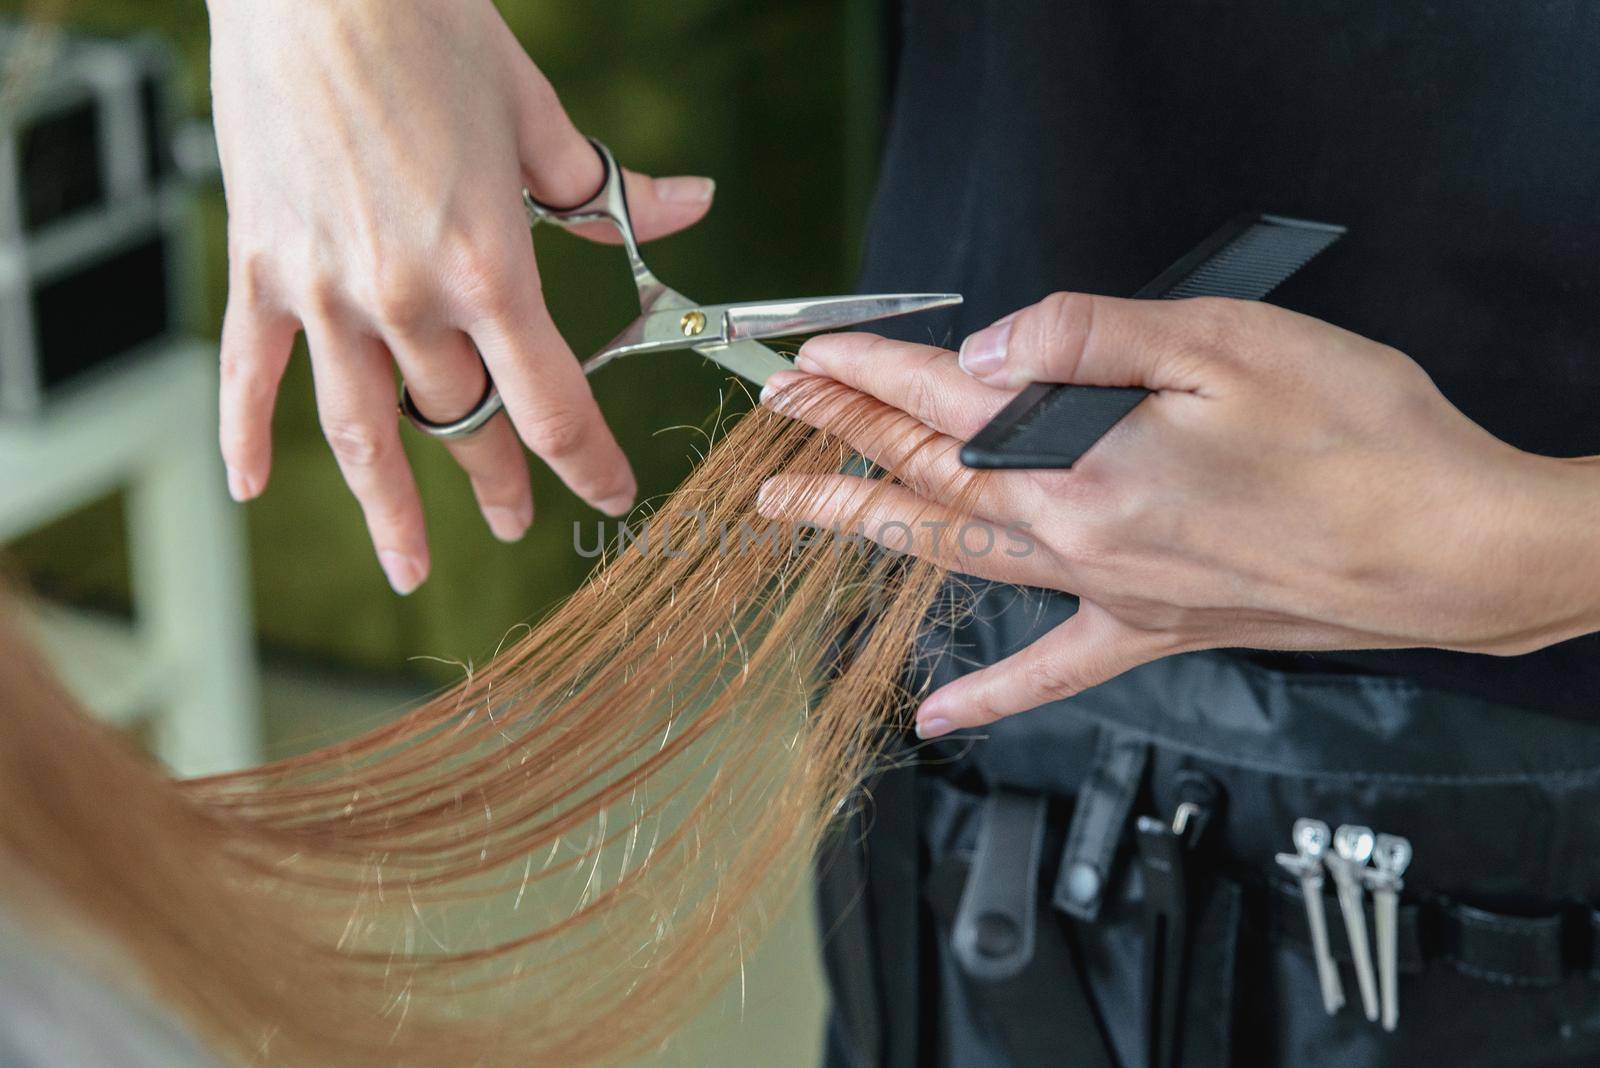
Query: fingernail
916 717 954 740
760 369 805 407
795 333 849 372
958 319 1013 377
378 551 425 596
225 466 254 502
484 503 532 543
597 492 635 518
656 176 716 203
755 479 777 512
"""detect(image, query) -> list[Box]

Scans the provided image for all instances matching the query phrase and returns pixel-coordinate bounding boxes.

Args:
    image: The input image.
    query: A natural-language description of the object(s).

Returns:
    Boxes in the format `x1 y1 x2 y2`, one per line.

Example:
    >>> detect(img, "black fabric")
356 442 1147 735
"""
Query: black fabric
814 747 925 1068
1269 880 1577 987
856 0 1600 721
1182 877 1243 1067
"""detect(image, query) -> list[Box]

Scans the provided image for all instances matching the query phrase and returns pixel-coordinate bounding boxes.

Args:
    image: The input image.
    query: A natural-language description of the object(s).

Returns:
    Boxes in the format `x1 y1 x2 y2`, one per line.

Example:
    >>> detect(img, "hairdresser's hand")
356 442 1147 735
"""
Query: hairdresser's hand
207 0 715 593
758 295 1600 736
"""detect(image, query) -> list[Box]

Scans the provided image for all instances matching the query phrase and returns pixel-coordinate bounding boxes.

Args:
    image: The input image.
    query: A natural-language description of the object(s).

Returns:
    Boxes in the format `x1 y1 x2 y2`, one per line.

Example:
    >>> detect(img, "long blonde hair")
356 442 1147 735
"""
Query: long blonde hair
0 379 976 1065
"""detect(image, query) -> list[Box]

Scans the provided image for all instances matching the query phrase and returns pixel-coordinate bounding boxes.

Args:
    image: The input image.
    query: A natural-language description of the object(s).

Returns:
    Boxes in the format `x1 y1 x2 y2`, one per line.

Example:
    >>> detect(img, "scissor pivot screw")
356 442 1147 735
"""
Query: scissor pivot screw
680 310 707 337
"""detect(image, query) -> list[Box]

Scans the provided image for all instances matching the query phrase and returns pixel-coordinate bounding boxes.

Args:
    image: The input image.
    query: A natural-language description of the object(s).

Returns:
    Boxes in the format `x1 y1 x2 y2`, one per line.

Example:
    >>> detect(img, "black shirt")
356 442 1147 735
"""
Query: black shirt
859 0 1600 719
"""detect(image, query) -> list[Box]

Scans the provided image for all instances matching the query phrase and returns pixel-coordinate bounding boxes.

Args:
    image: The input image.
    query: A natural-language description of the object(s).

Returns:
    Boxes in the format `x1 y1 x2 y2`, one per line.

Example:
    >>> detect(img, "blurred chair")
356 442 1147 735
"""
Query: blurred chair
0 23 257 775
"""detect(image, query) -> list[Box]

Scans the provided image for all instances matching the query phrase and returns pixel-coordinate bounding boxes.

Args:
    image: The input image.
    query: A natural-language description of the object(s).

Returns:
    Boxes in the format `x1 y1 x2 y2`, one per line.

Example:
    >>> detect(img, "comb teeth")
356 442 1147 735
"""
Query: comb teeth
1162 218 1345 301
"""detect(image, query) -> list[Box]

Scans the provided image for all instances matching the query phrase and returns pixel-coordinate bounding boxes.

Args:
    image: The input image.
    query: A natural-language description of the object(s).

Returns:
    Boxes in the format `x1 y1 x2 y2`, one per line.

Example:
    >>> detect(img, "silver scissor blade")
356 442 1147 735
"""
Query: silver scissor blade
722 293 962 342
695 339 795 387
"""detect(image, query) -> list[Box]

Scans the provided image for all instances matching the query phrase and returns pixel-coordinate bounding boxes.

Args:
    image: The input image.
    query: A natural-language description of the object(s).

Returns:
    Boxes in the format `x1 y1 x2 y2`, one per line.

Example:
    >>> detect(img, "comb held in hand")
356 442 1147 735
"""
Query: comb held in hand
959 213 1346 470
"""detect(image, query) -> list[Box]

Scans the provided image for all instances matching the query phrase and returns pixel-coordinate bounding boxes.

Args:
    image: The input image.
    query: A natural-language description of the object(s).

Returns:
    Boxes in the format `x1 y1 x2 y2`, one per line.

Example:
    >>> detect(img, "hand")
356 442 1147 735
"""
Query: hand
758 294 1600 737
208 0 716 592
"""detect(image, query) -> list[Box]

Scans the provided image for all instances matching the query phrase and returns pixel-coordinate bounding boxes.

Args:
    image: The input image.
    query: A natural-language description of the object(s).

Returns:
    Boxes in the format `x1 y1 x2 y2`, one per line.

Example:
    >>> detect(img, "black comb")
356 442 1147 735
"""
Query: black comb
959 213 1346 469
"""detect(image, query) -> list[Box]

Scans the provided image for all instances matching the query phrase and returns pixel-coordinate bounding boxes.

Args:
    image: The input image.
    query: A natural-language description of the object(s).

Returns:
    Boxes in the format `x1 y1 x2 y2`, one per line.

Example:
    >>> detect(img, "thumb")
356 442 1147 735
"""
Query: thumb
956 291 1214 393
510 62 714 245
913 602 1172 738
602 169 716 243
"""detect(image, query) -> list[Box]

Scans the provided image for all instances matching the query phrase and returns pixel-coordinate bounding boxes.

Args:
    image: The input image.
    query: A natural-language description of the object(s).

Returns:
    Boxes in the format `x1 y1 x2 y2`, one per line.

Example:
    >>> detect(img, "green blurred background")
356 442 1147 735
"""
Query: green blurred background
8 0 885 680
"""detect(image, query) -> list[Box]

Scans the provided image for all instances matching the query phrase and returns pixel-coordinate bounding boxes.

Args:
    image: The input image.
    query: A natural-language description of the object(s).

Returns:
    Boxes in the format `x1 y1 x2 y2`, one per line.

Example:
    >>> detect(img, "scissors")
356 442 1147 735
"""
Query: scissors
400 139 961 439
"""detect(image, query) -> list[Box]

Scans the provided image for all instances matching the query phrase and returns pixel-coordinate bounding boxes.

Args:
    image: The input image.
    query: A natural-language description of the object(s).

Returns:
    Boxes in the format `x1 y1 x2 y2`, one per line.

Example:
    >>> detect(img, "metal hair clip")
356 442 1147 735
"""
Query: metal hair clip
1276 818 1345 1016
1327 824 1380 1023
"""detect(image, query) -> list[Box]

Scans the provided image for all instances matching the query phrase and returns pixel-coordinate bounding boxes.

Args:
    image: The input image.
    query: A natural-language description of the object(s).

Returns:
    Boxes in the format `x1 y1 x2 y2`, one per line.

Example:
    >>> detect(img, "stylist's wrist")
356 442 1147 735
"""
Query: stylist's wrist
1453 451 1600 655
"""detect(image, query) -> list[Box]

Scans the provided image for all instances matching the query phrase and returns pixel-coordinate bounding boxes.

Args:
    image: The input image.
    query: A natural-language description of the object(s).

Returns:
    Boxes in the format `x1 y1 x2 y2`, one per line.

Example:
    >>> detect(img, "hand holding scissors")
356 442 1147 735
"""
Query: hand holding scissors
212 0 956 597
210 0 724 595
402 139 957 437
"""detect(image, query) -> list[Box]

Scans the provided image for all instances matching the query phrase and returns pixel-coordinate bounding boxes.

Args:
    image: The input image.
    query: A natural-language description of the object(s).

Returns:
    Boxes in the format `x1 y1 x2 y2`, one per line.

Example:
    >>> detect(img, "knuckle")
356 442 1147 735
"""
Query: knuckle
1035 291 1096 374
1184 297 1252 354
1385 346 1438 394
228 244 276 307
321 418 389 468
1055 522 1102 569
972 703 1009 728
861 333 905 362
299 271 345 321
219 335 278 394
840 334 908 380
368 265 433 334
904 369 946 427
1031 654 1088 701
413 376 488 424
519 406 593 460
452 242 522 318
367 497 417 534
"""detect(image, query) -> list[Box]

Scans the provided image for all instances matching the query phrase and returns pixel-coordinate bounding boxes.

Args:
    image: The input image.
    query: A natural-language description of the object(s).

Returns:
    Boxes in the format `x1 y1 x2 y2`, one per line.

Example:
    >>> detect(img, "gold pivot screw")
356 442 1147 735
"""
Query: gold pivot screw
679 310 707 337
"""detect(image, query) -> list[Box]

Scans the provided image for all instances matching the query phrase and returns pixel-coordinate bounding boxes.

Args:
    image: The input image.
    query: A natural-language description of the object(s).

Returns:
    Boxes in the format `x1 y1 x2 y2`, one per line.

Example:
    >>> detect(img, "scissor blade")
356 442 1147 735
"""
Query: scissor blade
722 293 961 342
696 339 795 387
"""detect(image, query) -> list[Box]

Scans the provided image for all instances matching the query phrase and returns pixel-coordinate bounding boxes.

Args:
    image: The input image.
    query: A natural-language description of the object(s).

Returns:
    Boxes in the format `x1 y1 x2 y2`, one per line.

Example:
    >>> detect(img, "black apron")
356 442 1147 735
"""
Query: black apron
818 2 1600 1065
